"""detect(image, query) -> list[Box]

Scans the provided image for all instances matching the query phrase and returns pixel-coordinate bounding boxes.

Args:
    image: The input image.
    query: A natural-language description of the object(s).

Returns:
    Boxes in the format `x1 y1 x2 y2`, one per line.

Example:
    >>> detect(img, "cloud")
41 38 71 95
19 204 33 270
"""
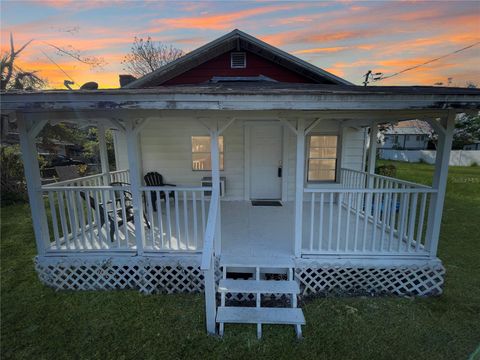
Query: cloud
149 3 307 31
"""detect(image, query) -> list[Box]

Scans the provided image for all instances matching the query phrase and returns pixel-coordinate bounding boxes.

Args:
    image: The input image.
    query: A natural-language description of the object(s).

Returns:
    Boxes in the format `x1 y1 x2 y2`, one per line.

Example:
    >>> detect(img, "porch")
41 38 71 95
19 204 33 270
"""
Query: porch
39 168 434 259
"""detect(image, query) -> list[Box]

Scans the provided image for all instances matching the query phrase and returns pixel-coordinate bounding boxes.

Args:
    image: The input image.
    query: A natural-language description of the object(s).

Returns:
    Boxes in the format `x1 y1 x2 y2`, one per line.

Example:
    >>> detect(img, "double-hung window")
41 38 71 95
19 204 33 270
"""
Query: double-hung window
307 135 338 182
191 136 224 171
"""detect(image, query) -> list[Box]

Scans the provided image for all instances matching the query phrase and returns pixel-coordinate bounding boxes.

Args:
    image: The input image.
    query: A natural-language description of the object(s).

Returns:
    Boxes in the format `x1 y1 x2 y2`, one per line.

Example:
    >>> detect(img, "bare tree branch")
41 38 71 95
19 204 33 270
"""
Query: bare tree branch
122 37 184 78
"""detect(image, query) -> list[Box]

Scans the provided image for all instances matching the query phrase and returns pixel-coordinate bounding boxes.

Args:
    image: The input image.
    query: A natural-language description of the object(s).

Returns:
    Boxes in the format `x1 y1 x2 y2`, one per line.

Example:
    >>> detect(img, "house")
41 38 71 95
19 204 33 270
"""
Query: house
1 30 480 338
463 141 480 150
381 119 432 150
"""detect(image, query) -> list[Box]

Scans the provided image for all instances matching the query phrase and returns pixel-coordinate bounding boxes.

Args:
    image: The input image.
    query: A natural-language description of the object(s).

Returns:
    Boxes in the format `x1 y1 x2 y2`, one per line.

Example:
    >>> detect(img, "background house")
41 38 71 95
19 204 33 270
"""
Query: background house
380 120 433 150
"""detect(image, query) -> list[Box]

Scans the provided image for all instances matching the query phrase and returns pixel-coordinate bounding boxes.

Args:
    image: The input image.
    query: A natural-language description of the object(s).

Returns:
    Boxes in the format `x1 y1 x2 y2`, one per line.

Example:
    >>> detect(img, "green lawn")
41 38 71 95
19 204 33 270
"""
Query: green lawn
1 162 479 359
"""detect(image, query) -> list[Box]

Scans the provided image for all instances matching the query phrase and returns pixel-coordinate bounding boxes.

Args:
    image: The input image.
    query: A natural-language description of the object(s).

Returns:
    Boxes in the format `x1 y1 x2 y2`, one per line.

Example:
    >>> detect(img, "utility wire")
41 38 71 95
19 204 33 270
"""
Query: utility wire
40 49 76 84
376 41 480 81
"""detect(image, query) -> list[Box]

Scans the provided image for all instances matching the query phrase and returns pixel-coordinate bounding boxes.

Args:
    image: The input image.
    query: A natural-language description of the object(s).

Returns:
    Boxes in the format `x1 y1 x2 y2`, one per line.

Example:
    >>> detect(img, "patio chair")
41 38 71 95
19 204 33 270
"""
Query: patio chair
143 172 176 212
80 190 150 243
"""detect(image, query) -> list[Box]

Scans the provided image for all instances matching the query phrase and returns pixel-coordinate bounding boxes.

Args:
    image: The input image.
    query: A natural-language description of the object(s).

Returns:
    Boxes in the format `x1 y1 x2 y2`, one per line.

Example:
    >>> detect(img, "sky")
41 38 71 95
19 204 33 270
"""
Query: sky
1 0 479 89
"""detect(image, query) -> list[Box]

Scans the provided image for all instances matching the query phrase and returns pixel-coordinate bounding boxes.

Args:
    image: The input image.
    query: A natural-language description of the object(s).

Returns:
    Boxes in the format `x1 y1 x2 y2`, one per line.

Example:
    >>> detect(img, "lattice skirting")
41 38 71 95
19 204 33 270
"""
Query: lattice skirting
295 264 446 296
35 255 221 294
35 256 445 297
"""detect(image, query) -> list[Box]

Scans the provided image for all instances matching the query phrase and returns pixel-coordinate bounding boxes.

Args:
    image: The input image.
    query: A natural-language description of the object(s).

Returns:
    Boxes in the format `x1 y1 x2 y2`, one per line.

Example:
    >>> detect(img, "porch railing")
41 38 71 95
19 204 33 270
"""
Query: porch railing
141 187 210 251
302 168 437 256
42 184 134 252
43 169 130 187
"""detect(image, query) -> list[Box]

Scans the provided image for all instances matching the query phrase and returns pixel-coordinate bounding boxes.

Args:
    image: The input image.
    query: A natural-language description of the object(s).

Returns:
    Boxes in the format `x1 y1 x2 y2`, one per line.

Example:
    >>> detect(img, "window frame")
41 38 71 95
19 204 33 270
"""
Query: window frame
305 133 341 183
191 135 225 171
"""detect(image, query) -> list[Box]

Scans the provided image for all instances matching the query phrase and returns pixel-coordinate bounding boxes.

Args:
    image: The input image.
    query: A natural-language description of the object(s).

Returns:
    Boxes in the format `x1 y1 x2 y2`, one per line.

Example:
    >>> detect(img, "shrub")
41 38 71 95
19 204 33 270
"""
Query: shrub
376 164 397 177
1 145 27 205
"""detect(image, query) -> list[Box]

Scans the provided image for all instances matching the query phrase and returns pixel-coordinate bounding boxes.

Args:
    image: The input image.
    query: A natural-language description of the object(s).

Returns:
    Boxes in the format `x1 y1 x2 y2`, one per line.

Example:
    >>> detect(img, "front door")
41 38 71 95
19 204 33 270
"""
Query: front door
249 123 283 200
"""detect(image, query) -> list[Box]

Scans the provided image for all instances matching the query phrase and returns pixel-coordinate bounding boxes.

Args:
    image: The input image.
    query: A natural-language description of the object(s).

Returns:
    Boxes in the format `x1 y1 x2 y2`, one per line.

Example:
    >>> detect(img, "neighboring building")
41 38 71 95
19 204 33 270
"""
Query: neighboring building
381 120 432 150
2 29 480 339
463 141 480 150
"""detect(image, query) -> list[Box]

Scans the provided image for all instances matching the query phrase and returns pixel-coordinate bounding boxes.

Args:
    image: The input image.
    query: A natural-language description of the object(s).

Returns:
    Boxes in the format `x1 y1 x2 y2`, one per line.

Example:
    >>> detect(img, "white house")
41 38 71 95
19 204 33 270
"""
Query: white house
381 119 432 150
1 30 480 338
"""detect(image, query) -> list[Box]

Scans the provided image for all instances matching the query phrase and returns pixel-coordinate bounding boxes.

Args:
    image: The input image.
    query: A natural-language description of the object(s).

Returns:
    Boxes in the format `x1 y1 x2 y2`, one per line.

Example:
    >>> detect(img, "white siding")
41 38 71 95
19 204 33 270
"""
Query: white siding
112 118 368 201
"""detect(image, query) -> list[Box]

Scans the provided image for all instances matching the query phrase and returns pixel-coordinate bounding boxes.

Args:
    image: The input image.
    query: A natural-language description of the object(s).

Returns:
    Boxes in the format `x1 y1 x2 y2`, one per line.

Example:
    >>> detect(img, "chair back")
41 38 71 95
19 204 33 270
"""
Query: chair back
144 172 165 186
79 191 106 225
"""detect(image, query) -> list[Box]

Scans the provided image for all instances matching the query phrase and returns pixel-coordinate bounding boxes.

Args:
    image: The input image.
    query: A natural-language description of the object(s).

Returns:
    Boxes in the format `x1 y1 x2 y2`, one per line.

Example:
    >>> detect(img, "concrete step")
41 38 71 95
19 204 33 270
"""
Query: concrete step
219 279 300 294
216 306 305 325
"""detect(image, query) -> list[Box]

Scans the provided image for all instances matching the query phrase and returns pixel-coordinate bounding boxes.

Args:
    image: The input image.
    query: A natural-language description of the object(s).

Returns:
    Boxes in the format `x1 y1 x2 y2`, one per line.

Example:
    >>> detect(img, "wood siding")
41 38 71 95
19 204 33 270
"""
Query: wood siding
114 119 367 201
163 51 316 85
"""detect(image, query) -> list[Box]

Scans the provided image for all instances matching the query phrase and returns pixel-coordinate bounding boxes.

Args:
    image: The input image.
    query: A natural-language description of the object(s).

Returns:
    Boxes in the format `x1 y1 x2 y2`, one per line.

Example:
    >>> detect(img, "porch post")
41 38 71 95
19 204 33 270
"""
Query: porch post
367 122 378 185
210 128 221 255
17 114 49 256
125 119 145 254
425 113 455 257
294 118 305 257
97 122 110 185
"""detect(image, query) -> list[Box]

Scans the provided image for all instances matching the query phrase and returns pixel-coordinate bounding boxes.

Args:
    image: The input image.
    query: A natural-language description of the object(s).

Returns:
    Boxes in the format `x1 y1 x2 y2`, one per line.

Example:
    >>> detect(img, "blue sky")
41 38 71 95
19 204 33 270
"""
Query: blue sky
1 0 479 88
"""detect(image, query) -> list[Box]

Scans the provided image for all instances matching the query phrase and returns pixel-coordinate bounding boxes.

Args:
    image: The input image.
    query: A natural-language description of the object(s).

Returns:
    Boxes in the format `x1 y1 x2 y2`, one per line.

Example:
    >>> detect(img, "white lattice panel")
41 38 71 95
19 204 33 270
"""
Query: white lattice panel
35 256 209 294
35 256 445 297
295 265 445 296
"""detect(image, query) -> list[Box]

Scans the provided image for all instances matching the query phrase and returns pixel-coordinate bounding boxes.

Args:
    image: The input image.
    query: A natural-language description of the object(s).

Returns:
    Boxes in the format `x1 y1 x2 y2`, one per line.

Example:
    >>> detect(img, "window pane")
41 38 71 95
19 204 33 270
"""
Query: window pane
192 153 224 171
309 147 337 158
192 136 224 152
310 135 337 148
308 159 336 181
192 136 210 153
192 136 224 170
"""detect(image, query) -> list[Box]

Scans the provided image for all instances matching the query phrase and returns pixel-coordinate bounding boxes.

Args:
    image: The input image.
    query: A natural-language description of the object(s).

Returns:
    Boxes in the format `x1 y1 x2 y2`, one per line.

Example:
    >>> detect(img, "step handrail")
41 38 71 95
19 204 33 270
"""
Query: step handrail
200 187 220 270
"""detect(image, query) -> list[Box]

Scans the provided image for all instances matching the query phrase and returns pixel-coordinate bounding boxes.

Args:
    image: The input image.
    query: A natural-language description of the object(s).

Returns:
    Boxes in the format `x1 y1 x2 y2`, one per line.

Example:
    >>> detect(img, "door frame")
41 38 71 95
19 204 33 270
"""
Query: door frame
243 121 289 201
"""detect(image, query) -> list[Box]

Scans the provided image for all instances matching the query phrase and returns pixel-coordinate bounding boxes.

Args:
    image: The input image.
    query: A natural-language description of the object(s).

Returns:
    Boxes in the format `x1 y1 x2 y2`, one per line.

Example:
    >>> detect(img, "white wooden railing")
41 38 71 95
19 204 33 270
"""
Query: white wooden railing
42 184 134 251
141 187 210 251
303 169 437 256
109 169 130 184
200 187 220 334
43 169 130 187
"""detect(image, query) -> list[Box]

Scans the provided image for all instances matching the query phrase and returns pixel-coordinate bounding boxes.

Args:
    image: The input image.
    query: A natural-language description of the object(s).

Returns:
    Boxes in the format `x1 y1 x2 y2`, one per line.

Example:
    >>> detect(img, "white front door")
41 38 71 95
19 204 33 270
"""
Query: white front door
249 123 283 199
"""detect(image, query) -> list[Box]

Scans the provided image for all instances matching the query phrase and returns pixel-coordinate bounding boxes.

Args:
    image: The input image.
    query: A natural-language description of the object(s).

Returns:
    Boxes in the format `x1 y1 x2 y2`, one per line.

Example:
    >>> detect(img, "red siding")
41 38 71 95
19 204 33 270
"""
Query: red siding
163 51 315 85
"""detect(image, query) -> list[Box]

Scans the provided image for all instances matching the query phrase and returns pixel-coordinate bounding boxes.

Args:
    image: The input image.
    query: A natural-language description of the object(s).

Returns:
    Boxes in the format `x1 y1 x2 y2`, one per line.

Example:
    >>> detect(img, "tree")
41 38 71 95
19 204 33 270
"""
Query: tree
453 113 480 149
1 33 46 90
122 37 184 78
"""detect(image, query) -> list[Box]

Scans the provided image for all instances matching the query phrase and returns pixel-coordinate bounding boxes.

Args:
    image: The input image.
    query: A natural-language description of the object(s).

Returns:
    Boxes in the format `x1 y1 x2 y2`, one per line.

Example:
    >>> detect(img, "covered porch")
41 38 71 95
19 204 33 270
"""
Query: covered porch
3 83 478 336
40 167 433 260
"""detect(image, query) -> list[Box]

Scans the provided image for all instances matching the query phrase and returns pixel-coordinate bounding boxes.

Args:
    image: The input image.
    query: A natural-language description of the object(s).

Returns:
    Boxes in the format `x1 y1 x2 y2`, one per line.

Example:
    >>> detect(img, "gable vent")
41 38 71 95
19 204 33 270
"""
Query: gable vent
230 52 246 68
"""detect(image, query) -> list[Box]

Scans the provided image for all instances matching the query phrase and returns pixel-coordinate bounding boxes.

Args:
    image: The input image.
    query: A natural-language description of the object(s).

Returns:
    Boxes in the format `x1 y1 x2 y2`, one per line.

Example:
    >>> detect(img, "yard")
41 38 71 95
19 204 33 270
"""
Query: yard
1 161 479 359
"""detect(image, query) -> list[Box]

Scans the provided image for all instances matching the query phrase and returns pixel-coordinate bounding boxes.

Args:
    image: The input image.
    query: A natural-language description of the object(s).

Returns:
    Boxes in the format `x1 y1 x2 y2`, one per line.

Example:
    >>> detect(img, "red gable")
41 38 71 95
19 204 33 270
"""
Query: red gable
163 50 315 85
124 30 351 88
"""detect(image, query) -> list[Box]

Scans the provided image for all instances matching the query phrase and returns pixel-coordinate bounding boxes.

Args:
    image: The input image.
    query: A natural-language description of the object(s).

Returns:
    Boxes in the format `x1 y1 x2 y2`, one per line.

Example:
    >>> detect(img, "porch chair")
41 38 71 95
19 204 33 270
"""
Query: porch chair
80 190 150 243
143 172 176 212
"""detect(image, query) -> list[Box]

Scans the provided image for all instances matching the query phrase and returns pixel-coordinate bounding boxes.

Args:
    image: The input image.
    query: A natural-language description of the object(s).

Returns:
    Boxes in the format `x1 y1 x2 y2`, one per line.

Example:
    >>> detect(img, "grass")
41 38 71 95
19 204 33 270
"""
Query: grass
1 161 479 359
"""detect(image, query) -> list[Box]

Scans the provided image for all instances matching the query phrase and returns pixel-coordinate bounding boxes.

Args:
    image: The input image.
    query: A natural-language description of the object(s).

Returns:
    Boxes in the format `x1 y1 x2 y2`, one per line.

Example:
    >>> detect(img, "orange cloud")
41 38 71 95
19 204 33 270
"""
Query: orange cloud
293 47 349 54
149 3 307 31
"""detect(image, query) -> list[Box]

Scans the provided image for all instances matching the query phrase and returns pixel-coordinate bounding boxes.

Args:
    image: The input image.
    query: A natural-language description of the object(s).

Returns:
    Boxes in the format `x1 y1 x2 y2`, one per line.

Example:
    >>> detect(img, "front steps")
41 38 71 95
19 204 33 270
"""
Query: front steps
216 256 305 339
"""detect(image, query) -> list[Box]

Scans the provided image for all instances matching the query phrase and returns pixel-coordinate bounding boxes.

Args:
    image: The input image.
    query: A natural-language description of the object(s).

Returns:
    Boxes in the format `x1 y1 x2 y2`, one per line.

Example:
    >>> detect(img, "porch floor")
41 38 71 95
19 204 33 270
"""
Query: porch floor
48 200 427 257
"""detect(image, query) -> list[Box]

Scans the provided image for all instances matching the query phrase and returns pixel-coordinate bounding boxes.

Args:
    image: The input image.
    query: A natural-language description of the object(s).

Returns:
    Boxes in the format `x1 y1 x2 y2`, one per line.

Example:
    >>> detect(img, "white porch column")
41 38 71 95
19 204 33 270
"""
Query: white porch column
210 128 221 255
125 119 145 255
425 113 455 257
97 122 110 185
17 114 49 256
294 118 305 257
367 122 378 185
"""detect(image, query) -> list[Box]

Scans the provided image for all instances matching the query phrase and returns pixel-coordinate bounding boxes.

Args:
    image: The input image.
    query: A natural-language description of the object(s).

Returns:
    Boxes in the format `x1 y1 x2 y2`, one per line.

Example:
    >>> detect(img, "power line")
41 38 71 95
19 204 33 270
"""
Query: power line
364 41 480 84
40 49 76 84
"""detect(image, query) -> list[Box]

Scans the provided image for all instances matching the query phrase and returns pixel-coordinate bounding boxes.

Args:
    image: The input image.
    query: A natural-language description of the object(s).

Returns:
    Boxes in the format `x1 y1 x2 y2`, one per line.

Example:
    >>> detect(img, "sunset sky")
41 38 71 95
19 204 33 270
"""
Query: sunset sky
1 0 479 89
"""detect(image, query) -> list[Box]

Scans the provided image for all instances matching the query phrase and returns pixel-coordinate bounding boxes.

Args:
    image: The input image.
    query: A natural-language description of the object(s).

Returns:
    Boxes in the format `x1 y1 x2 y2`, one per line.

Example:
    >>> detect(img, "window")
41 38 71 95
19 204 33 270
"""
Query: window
307 135 338 182
416 135 423 141
191 136 224 171
230 52 246 68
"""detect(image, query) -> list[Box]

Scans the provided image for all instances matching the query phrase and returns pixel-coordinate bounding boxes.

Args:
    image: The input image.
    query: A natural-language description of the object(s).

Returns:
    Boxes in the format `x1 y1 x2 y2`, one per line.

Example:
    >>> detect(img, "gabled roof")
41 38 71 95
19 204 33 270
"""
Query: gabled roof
125 29 353 88
384 120 433 135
